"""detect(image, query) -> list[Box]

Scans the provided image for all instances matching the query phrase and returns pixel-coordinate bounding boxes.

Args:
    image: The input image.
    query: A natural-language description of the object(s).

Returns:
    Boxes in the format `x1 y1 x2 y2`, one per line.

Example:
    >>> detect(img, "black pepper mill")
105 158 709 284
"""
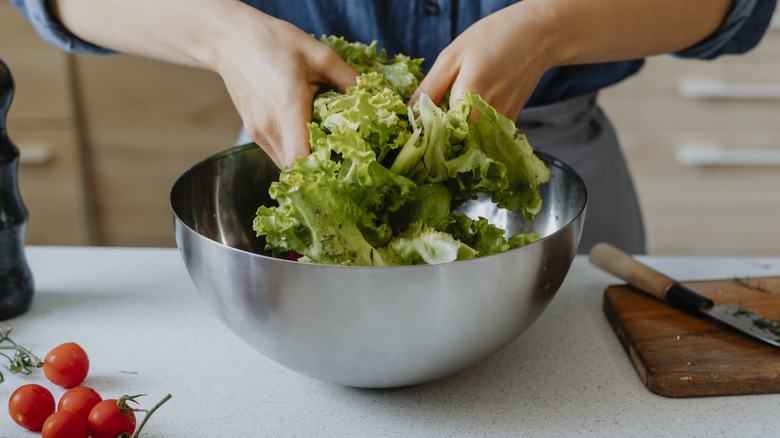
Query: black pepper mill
0 58 34 320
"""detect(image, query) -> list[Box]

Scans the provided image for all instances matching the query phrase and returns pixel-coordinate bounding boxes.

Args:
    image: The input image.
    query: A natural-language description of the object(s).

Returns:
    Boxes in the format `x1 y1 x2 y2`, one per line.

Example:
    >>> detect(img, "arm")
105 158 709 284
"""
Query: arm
413 0 735 121
48 0 358 168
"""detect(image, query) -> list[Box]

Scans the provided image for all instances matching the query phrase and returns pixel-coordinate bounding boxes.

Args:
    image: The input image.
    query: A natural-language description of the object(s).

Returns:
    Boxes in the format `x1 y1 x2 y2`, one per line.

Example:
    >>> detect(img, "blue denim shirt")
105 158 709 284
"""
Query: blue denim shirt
11 0 777 106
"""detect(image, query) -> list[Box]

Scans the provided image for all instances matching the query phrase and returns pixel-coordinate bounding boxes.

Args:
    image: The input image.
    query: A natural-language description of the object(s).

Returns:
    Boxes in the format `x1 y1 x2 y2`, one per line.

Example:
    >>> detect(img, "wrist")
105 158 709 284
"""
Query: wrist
502 0 576 71
188 1 254 71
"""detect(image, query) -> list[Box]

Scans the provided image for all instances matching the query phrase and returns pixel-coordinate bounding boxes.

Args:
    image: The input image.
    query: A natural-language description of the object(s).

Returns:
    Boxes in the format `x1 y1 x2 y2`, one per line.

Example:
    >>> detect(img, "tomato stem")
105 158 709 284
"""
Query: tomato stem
116 393 172 438
132 393 171 438
0 322 42 383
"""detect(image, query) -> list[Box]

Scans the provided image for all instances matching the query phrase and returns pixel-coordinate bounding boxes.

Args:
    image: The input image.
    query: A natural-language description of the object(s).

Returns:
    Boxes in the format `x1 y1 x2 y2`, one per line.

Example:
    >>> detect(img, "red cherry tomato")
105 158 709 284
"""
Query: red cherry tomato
58 386 103 420
8 383 56 431
43 342 90 388
42 410 89 438
88 399 136 438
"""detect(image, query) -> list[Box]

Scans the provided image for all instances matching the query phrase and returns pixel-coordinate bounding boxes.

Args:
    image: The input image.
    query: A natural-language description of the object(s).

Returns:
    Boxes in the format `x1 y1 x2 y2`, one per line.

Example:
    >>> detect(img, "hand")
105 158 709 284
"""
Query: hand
211 7 358 168
48 0 730 163
410 2 556 121
411 0 731 121
49 0 359 169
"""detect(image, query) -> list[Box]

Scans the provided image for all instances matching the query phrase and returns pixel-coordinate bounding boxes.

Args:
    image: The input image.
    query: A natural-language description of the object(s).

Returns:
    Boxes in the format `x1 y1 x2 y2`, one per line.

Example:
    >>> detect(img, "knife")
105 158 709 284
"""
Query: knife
589 242 780 348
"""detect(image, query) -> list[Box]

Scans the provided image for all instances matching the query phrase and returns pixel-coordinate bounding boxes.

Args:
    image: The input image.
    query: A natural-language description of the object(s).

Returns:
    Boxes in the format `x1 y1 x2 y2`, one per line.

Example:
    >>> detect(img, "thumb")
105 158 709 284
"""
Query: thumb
314 49 358 93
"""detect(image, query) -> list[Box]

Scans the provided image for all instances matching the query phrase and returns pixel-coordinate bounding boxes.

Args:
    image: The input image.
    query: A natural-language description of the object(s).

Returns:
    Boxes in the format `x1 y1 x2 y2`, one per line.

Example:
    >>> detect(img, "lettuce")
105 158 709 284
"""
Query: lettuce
319 35 424 101
252 36 549 266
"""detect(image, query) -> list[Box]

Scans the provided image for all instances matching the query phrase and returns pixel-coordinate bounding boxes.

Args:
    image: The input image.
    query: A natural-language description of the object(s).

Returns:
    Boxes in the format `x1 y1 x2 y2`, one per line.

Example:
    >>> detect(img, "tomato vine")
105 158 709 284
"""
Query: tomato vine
117 394 172 438
0 322 42 383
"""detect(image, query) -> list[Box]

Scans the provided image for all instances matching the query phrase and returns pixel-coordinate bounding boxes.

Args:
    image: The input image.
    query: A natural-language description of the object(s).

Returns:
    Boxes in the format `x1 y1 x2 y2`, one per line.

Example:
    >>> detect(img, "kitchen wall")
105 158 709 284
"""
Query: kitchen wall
599 14 780 257
2 4 778 256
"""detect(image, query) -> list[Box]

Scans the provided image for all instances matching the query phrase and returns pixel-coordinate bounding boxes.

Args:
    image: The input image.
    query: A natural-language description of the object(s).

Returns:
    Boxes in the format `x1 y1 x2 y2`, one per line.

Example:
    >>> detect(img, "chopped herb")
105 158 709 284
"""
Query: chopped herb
752 316 780 338
733 277 771 294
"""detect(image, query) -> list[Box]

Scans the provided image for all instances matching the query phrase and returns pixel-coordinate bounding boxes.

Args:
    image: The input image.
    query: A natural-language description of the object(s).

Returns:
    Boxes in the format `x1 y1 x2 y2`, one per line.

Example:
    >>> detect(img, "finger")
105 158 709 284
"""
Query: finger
449 62 528 122
279 119 311 169
277 87 316 168
245 124 284 169
323 59 358 94
309 46 358 93
447 77 481 123
242 99 290 169
410 51 460 108
448 76 468 108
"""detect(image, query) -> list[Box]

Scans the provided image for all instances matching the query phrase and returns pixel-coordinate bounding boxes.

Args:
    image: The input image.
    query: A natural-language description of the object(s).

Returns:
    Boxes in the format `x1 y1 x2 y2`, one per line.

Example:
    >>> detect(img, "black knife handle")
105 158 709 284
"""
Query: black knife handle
666 283 714 314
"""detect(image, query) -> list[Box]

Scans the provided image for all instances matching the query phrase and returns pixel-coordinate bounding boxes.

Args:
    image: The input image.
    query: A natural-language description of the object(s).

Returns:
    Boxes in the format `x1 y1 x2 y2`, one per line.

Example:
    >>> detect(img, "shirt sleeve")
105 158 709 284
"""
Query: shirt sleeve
674 0 777 59
10 0 117 55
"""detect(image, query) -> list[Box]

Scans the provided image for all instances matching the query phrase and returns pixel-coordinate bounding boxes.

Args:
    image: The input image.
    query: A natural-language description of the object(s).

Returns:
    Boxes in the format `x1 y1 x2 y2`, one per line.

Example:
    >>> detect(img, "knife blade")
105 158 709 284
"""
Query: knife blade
589 242 780 348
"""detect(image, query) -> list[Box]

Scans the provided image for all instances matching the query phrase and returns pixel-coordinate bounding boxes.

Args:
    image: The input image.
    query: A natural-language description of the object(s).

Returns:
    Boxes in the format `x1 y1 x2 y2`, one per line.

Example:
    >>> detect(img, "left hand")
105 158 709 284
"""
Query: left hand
411 0 732 121
410 2 555 121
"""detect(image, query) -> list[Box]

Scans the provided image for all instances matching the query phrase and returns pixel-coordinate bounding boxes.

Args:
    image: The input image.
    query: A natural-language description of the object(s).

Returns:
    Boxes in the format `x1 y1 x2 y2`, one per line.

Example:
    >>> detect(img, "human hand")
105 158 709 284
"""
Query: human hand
410 2 557 121
211 7 358 168
47 0 731 165
411 0 733 121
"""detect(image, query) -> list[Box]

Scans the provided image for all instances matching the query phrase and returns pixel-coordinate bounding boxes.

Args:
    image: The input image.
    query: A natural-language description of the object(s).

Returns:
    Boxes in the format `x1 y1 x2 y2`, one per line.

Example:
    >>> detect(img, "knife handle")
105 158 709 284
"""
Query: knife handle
588 243 713 313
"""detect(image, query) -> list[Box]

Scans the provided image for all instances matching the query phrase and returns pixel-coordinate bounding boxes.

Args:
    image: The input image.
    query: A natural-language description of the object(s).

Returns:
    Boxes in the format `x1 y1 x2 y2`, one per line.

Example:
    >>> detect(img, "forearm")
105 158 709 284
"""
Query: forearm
47 0 254 70
517 0 733 68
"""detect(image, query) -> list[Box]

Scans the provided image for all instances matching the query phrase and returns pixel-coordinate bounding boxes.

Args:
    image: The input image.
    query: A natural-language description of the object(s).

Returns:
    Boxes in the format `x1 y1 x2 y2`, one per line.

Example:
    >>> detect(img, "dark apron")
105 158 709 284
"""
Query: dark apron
517 93 646 254
237 92 646 255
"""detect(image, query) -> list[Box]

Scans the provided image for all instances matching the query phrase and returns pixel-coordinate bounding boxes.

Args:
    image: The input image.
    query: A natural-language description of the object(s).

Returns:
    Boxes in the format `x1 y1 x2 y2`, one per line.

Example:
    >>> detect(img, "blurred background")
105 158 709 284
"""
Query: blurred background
2 3 778 255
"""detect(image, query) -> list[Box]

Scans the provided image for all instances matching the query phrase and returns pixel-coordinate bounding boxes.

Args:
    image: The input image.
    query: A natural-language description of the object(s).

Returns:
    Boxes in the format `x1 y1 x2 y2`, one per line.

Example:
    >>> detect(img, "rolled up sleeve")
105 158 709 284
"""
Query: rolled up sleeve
674 0 778 59
11 0 116 55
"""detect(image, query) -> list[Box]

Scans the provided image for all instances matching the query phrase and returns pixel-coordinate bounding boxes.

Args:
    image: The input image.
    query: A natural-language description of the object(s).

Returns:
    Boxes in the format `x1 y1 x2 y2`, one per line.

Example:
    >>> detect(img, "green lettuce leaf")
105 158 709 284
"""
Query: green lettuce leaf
252 36 549 266
319 35 424 101
464 91 551 219
379 221 478 265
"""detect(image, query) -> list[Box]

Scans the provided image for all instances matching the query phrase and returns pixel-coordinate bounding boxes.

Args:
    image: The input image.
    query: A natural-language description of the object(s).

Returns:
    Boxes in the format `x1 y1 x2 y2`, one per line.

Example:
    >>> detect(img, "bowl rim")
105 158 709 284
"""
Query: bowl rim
170 144 588 270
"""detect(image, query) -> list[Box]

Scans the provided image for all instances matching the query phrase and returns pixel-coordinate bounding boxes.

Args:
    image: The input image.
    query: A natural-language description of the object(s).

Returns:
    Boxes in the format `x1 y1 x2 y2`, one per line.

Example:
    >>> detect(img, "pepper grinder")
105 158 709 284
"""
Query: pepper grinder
0 58 34 320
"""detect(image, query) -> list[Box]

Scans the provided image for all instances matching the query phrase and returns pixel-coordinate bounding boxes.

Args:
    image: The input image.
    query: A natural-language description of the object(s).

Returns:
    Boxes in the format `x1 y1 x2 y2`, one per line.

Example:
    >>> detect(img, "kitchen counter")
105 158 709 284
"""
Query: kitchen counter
3 246 780 437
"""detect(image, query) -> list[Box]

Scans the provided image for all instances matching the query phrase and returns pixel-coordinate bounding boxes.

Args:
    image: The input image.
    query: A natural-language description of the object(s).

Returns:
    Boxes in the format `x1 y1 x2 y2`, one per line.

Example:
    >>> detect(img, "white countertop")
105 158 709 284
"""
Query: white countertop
3 246 780 437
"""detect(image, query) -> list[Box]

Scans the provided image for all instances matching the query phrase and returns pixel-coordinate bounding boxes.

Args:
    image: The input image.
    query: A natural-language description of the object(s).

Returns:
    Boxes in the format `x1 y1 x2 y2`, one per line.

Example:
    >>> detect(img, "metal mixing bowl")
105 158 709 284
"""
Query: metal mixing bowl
170 143 587 388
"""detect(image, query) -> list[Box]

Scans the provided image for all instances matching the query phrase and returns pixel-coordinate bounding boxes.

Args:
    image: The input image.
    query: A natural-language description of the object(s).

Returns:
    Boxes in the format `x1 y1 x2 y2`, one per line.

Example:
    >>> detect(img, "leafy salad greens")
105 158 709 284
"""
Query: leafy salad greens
252 36 550 266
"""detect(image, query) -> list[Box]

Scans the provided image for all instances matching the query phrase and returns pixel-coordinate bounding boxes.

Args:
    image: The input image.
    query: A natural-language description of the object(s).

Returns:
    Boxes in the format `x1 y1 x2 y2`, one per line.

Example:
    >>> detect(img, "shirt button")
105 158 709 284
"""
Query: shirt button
423 1 440 15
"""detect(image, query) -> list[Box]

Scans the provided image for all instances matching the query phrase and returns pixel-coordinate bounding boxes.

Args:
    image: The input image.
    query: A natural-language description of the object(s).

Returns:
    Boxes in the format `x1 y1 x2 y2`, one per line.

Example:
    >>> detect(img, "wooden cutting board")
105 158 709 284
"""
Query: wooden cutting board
603 276 780 398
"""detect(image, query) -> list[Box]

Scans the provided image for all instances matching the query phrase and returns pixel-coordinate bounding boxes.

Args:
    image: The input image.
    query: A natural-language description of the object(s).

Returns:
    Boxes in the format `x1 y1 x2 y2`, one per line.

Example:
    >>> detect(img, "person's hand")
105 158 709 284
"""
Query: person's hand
49 0 731 164
410 2 556 121
211 7 358 168
50 0 359 169
411 0 732 121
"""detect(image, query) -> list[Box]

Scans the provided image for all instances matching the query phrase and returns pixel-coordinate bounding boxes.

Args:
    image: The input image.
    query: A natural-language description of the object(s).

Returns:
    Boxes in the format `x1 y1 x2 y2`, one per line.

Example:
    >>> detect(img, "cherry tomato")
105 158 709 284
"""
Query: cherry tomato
88 399 136 438
42 410 89 438
43 342 90 388
58 386 103 420
8 383 56 431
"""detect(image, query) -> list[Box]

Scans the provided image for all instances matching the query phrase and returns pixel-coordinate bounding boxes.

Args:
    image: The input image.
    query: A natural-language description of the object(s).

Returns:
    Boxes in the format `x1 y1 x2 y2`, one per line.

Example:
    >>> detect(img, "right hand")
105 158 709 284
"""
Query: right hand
50 0 358 169
209 7 357 168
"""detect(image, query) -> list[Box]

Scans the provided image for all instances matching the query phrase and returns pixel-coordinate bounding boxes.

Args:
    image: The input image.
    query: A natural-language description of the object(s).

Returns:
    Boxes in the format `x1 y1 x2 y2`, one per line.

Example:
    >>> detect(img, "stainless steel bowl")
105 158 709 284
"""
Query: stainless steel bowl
170 144 587 388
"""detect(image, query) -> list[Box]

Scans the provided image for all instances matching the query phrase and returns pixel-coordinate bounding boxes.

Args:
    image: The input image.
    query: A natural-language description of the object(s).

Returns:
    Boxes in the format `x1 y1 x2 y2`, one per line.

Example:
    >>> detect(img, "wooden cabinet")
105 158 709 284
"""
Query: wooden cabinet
600 19 780 256
73 55 241 247
2 3 241 248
